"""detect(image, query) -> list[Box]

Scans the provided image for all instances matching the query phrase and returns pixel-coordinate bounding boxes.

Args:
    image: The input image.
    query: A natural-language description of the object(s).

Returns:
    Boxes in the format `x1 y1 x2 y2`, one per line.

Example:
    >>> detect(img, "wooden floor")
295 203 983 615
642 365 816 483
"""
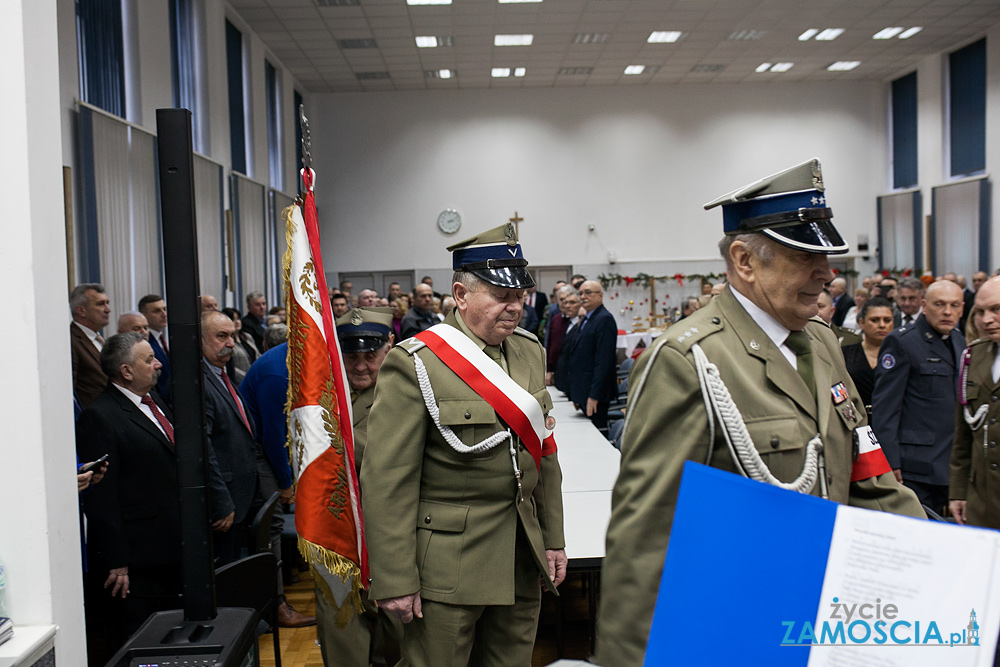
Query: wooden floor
259 564 597 667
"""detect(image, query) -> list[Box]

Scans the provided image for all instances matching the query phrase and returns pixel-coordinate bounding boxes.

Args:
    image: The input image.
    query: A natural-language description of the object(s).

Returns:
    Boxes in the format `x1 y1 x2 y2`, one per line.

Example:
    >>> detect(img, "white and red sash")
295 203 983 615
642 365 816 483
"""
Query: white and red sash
415 324 557 470
851 425 892 482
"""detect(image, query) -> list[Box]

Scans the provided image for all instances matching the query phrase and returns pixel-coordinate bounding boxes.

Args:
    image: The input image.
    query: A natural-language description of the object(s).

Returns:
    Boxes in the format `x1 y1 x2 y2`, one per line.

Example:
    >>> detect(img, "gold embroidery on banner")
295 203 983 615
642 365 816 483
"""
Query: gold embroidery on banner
299 259 323 313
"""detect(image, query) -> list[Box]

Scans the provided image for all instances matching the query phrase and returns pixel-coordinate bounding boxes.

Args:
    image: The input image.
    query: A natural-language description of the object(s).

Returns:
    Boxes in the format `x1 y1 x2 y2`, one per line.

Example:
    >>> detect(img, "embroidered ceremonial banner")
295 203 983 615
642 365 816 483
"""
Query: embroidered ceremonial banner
415 323 557 470
284 167 368 622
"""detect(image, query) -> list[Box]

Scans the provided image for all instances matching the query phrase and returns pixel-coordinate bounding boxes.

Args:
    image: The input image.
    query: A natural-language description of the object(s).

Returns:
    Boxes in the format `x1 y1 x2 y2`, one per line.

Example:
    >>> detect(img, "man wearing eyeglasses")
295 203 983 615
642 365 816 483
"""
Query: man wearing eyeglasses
565 280 619 433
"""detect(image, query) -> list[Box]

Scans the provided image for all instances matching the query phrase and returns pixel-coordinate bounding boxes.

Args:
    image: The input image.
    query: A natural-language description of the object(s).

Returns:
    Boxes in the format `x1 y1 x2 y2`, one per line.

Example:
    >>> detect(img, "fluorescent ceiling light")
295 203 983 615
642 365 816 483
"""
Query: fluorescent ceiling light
624 65 645 75
798 29 818 41
728 30 766 41
755 62 773 73
827 61 860 71
494 34 533 46
407 0 451 4
648 31 684 43
770 62 794 72
815 28 844 41
573 33 610 44
514 67 526 77
873 27 904 39
415 36 438 47
439 69 452 78
492 67 511 77
899 27 923 39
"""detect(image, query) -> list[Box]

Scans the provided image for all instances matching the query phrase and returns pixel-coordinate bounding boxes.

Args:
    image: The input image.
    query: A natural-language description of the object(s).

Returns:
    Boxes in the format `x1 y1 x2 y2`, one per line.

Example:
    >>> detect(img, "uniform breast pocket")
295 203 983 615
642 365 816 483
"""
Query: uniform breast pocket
745 416 808 481
437 399 502 459
918 361 950 393
415 499 469 594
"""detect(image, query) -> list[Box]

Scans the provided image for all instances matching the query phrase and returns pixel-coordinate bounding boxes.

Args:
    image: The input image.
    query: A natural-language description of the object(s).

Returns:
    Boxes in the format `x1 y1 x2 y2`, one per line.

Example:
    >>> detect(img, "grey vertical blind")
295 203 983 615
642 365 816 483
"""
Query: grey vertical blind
233 174 267 306
931 177 990 277
193 154 225 305
78 105 162 327
877 191 919 271
269 190 295 307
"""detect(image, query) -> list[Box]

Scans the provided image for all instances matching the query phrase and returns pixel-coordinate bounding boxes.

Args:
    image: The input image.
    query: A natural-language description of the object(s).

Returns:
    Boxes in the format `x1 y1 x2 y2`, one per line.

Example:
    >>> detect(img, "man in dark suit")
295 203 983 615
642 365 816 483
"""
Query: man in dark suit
526 285 548 321
400 283 437 339
139 294 171 404
567 280 619 432
76 332 180 664
242 290 268 351
872 280 966 513
895 277 924 329
829 276 853 326
547 287 579 386
200 310 262 564
70 283 111 408
962 271 989 332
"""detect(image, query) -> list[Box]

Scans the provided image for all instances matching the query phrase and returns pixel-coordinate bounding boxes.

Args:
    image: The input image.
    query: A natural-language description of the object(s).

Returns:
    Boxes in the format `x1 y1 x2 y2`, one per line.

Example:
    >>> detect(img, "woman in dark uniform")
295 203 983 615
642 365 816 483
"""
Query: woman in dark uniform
841 296 894 418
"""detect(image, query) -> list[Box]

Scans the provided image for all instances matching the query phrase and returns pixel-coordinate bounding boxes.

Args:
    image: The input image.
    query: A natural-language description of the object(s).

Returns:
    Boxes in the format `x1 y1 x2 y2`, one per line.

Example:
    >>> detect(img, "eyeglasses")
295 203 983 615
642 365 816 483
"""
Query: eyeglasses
580 290 602 296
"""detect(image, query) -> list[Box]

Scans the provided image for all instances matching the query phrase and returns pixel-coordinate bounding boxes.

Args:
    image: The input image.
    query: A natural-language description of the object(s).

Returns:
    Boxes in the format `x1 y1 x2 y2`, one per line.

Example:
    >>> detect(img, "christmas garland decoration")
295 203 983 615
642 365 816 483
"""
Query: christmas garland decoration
598 267 870 290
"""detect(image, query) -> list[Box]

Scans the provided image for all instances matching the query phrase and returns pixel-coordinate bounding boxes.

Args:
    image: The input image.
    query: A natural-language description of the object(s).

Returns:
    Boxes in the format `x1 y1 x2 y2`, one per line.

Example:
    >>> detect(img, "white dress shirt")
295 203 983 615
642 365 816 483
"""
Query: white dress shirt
112 383 167 437
74 321 103 352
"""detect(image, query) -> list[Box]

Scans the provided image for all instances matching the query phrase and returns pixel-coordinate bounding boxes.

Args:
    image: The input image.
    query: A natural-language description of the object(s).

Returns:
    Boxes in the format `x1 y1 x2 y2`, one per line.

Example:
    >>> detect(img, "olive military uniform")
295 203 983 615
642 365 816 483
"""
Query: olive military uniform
360 310 564 666
950 338 1000 529
595 288 925 666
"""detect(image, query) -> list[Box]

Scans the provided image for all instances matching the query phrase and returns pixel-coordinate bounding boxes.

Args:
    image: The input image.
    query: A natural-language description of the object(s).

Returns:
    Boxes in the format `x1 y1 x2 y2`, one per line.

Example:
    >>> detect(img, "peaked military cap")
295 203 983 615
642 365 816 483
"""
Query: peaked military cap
703 158 849 255
447 222 535 289
336 307 394 353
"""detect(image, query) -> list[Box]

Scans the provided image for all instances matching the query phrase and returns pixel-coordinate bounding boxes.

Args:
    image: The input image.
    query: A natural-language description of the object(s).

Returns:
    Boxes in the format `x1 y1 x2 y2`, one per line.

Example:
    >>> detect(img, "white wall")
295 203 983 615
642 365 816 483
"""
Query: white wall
311 81 887 277
1 1 87 664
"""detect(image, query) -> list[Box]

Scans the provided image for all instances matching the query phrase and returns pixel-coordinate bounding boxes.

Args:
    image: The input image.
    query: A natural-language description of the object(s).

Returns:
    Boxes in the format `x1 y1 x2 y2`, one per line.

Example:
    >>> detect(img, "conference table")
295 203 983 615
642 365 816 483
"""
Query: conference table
546 386 621 655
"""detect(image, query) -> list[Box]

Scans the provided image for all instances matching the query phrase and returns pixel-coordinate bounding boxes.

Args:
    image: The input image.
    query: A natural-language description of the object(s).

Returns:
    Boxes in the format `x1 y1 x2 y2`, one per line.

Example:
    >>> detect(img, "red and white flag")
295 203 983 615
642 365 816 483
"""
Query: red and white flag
283 167 368 621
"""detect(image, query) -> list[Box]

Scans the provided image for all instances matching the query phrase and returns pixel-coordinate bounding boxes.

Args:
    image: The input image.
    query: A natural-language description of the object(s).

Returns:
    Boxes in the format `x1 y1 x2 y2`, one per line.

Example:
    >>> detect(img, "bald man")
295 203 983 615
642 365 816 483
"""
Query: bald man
117 312 149 336
872 280 966 513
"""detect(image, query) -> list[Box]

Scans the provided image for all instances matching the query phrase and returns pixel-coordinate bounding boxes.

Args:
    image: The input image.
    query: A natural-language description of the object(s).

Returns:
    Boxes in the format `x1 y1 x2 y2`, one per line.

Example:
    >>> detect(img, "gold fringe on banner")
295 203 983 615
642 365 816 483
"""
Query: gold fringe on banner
300 535 365 627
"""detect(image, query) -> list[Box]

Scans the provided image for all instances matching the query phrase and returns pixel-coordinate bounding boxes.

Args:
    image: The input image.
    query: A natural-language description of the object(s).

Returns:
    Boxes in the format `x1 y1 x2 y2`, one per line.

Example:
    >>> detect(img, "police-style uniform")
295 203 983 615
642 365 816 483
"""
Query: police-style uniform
595 160 924 667
360 225 565 667
316 308 402 667
950 338 1000 528
871 314 965 510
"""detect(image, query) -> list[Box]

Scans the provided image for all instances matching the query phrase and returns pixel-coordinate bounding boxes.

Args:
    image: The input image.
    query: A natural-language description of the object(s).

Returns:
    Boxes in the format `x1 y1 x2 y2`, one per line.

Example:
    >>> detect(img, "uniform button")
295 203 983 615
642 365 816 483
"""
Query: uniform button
991 442 997 449
991 418 997 426
770 436 780 449
712 317 720 325
519 444 525 452
424 516 431 524
465 411 471 419
992 464 998 471
992 395 998 402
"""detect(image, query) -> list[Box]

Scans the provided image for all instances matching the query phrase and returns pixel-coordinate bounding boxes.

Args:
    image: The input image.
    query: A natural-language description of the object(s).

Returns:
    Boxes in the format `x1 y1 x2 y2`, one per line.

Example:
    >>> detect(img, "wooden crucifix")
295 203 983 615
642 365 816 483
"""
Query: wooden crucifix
509 211 524 237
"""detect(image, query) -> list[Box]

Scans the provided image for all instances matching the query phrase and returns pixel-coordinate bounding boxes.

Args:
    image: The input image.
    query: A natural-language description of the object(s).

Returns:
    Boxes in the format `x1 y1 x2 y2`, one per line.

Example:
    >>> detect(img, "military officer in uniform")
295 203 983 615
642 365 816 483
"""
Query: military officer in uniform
950 276 1000 528
595 159 924 667
871 279 966 512
317 307 402 667
361 223 566 667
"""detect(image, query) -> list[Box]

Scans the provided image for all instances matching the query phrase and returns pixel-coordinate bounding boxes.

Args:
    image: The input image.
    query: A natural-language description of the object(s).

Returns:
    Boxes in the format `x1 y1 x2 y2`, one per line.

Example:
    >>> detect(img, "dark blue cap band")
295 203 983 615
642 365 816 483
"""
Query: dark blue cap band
336 322 391 338
723 189 828 233
452 244 524 270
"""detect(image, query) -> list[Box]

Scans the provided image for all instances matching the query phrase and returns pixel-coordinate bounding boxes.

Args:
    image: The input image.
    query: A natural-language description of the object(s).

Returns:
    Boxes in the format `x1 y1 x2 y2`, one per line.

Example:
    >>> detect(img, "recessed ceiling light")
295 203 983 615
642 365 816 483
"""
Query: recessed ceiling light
624 65 645 75
492 67 512 77
815 28 844 41
770 62 794 72
494 34 533 46
727 30 766 41
873 27 905 40
573 33 610 44
648 31 685 43
439 69 452 78
514 67 526 76
827 61 861 71
407 0 451 4
424 69 454 79
798 29 818 41
755 62 773 73
415 36 437 47
898 27 923 39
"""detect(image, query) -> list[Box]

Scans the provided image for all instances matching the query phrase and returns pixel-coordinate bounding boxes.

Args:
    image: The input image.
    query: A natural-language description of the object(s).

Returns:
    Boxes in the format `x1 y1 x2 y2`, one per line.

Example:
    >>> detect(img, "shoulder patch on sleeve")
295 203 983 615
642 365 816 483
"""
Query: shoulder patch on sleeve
880 353 896 370
512 327 540 344
397 338 427 355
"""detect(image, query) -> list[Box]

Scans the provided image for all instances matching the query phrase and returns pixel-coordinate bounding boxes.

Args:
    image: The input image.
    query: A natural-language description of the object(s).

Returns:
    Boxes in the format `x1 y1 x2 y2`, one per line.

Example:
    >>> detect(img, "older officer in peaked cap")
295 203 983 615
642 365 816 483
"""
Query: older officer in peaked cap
360 223 566 667
316 307 401 667
595 159 924 667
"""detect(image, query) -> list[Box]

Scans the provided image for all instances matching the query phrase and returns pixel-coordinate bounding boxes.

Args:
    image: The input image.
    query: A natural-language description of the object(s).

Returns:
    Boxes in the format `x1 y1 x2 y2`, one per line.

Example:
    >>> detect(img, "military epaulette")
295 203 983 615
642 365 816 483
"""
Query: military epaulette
397 337 427 355
809 315 830 328
664 314 724 354
895 323 918 337
967 336 991 348
512 327 540 344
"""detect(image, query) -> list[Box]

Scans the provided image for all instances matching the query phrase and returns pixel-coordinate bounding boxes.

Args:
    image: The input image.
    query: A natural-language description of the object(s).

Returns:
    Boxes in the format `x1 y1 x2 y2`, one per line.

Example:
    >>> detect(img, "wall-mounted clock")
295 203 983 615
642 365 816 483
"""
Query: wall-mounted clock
437 209 462 234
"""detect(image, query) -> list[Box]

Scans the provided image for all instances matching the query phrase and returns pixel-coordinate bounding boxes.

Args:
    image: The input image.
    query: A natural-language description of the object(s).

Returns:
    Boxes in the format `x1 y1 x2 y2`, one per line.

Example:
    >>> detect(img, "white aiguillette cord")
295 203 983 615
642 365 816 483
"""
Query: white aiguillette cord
959 348 989 448
625 337 825 498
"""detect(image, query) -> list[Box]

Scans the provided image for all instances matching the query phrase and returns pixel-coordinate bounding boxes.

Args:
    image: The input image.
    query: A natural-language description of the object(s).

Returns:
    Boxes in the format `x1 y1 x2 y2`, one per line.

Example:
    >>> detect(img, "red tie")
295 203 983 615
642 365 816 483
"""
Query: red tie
160 333 169 354
140 394 175 446
221 370 252 433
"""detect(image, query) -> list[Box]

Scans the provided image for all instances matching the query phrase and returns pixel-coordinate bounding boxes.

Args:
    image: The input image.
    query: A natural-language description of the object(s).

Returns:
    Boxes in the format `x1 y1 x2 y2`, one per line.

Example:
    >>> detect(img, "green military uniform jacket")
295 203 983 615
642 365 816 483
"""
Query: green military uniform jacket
832 324 862 347
351 384 374 476
949 338 1000 529
596 287 924 667
361 310 565 606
